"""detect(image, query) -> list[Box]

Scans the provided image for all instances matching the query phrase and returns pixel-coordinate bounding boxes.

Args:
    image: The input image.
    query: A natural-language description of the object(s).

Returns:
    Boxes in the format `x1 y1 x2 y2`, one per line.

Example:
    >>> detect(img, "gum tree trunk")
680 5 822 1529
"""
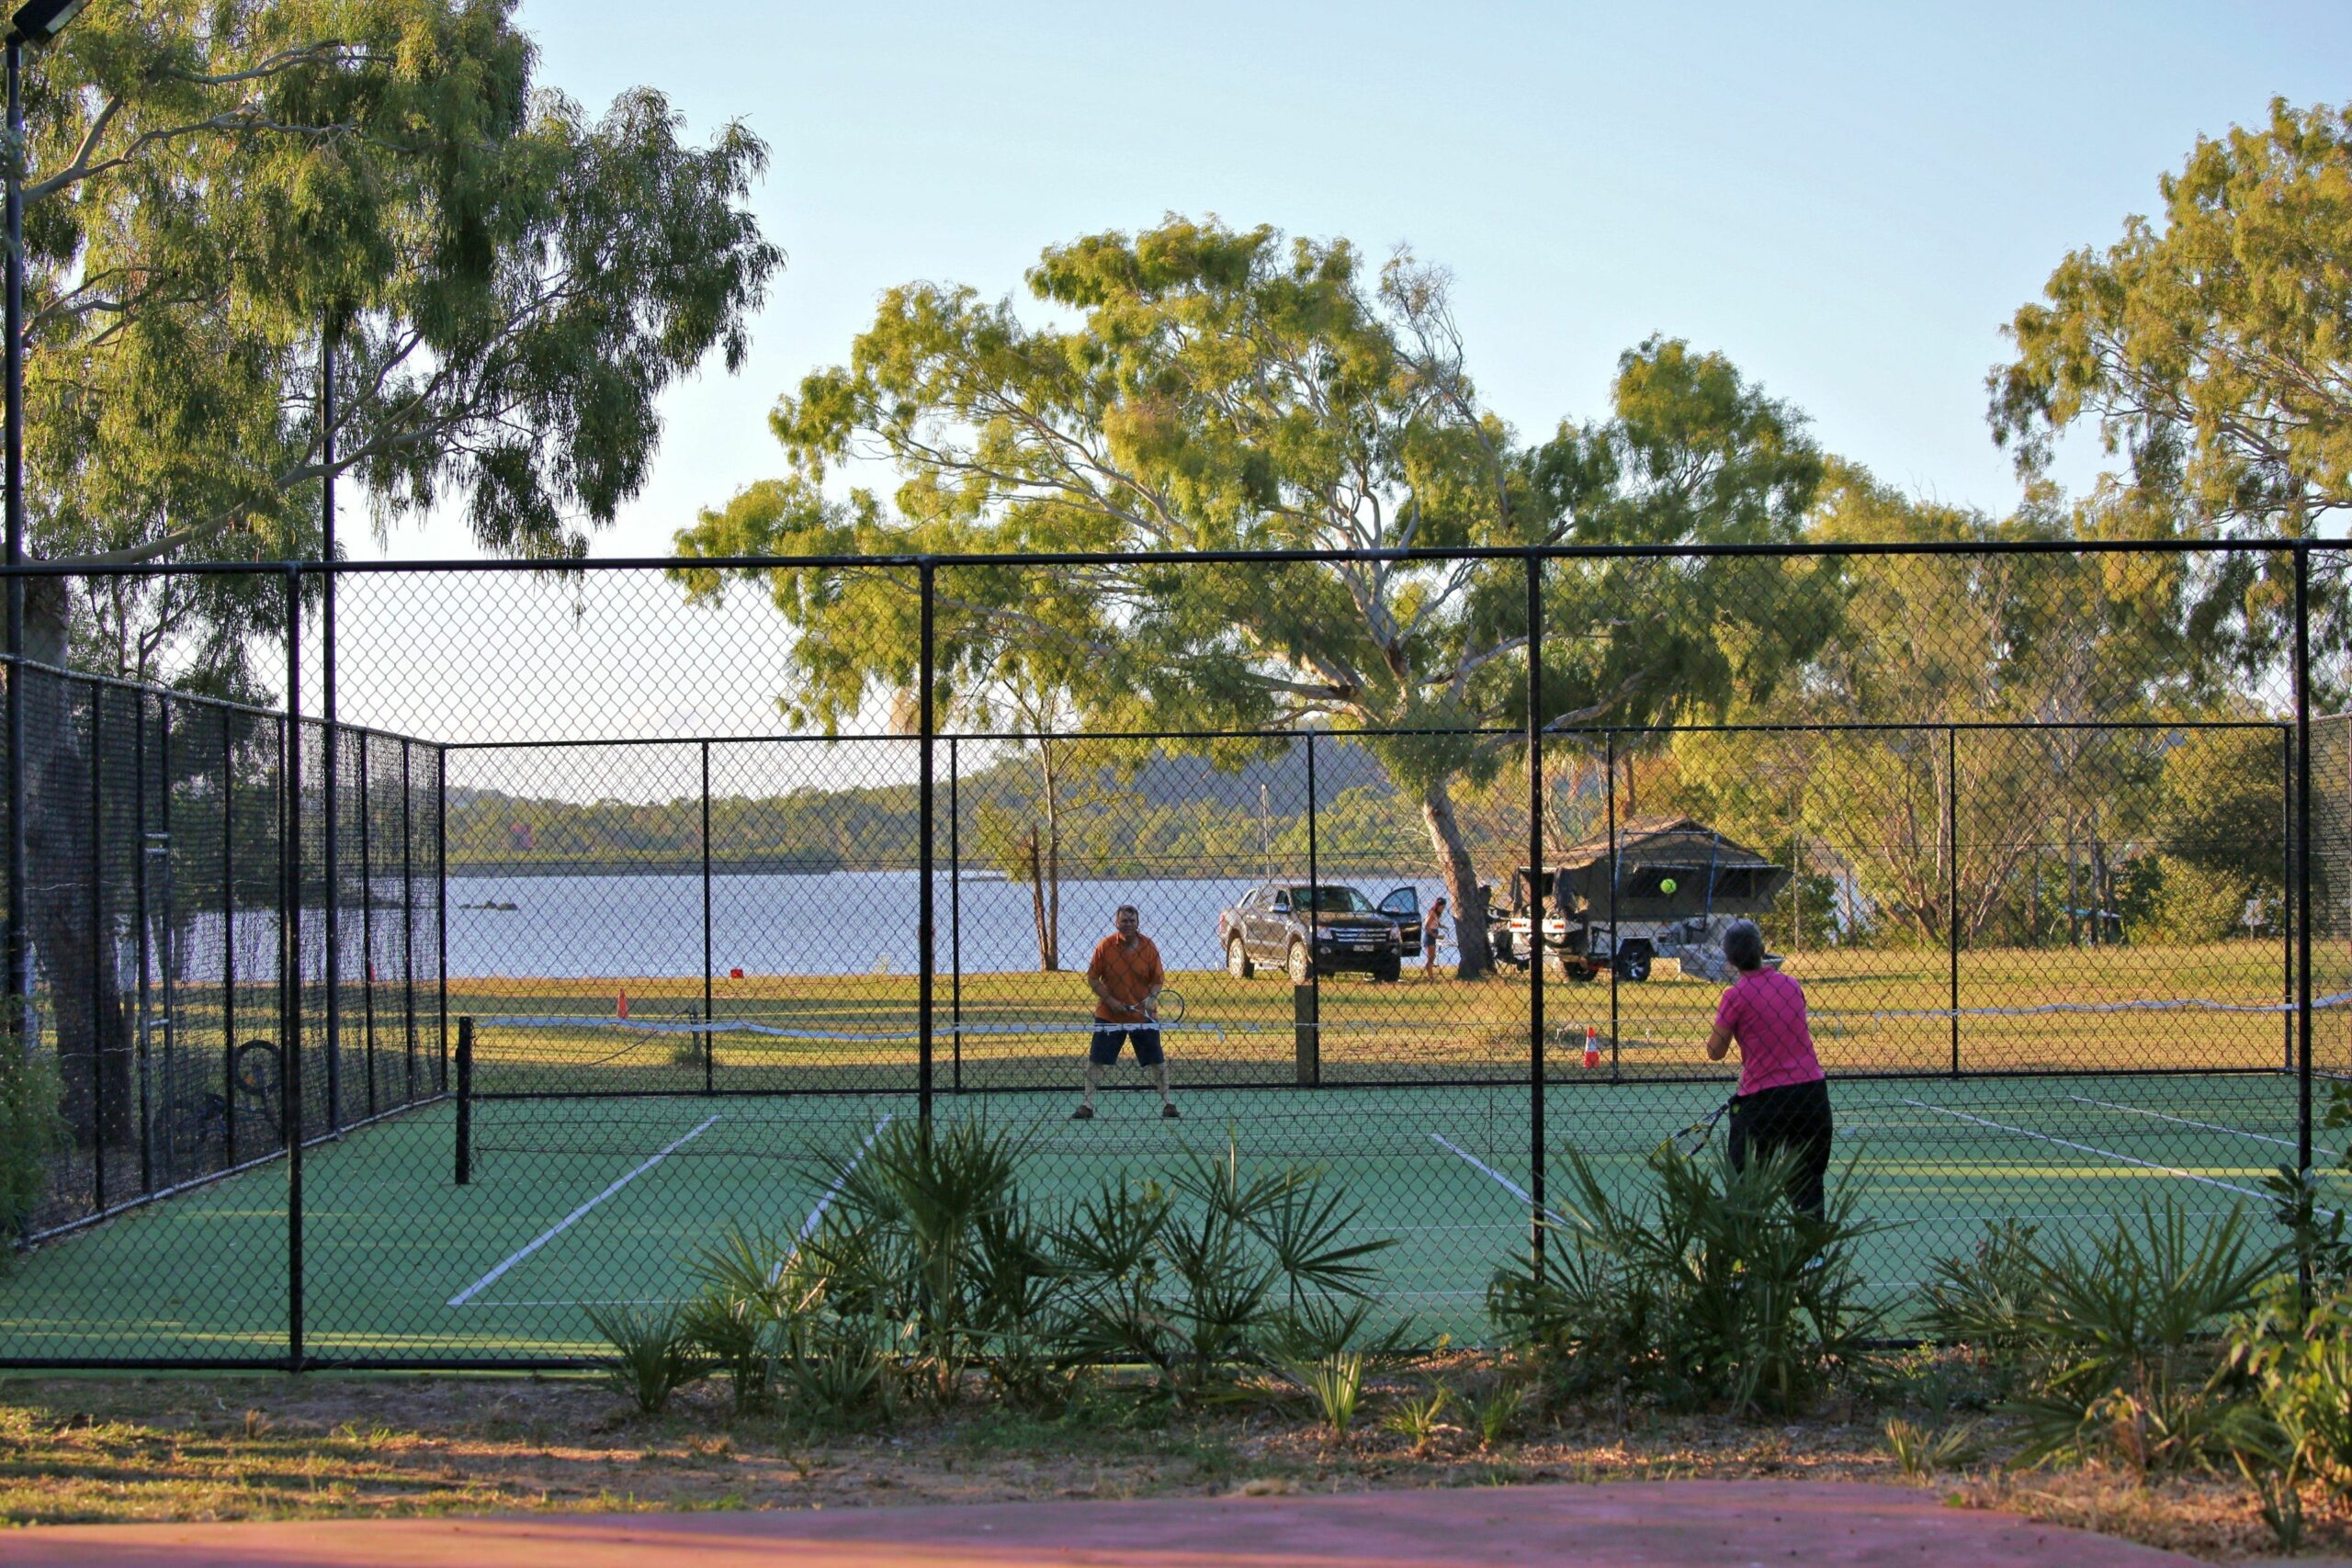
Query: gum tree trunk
1419 775 1493 978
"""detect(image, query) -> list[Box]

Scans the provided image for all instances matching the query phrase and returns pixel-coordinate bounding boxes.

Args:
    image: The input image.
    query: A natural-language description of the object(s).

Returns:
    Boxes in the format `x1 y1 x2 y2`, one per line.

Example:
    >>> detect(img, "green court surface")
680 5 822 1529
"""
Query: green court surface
0 1072 2341 1364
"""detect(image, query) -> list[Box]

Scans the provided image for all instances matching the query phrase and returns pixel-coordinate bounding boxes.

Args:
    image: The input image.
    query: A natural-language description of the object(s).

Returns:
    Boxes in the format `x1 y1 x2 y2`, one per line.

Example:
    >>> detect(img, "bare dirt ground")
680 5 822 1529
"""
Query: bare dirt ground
0 1372 2346 1562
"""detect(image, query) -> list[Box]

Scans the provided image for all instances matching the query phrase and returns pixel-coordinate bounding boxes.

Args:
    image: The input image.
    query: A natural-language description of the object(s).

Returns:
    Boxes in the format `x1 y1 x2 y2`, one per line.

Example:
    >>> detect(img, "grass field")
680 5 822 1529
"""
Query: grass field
433 939 2304 1093
1 937 2336 1367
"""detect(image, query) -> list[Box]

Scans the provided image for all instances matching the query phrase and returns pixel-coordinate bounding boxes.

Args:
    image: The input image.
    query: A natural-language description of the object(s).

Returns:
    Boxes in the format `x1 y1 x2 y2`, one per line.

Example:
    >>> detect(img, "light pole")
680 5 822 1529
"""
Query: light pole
5 0 87 1043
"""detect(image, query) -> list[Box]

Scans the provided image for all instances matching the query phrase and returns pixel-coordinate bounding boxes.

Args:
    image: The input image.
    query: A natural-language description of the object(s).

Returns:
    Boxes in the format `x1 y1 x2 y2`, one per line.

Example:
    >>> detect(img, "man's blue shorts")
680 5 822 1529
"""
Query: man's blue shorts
1089 1023 1164 1067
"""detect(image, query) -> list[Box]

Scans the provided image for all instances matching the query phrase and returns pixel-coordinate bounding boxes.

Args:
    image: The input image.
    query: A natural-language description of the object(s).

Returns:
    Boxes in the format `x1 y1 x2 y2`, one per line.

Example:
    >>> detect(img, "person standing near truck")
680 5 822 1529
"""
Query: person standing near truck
1421 895 1450 976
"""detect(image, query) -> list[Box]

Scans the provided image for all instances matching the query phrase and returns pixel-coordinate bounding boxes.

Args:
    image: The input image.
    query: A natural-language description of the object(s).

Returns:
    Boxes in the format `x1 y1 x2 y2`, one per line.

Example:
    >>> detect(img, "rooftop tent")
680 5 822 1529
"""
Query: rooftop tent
1550 815 1790 921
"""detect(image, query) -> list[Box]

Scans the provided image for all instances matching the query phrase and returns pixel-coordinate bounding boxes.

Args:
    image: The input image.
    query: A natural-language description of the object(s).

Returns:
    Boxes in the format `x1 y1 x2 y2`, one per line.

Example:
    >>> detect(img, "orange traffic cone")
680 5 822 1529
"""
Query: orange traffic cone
617 988 629 1020
1582 1026 1600 1069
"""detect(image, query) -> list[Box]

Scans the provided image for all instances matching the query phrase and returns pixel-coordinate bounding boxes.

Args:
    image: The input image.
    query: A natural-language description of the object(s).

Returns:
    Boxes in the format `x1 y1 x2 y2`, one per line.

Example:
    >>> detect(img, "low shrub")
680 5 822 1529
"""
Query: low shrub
585 1303 706 1416
1487 1143 1883 1415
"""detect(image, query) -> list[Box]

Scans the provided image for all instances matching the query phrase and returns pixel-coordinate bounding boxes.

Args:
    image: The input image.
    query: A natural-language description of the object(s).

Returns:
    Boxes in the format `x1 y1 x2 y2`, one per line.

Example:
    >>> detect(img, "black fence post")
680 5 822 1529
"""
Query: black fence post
321 336 342 1139
357 738 376 1120
2294 544 2312 1185
281 566 304 1372
156 700 175 1183
2281 724 2295 1074
453 1015 471 1187
1526 552 1546 1268
87 683 105 1214
1947 725 1960 1077
700 739 713 1093
221 715 237 1168
435 747 448 1095
949 735 961 1095
132 693 152 1196
1306 730 1319 1086
1606 728 1619 1078
917 560 935 1134
401 741 416 1103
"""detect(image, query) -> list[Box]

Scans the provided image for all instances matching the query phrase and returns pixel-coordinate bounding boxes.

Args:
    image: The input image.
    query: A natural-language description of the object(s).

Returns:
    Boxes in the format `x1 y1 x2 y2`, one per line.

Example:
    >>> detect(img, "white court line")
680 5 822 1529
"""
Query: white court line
1900 1098 2277 1204
447 1115 721 1307
770 1113 894 1284
2066 1095 2346 1162
1430 1133 1565 1224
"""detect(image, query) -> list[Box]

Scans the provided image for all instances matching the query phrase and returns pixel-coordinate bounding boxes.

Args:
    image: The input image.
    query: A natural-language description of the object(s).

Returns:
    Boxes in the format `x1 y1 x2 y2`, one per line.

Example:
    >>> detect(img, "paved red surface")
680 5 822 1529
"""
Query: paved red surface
0 1481 2201 1567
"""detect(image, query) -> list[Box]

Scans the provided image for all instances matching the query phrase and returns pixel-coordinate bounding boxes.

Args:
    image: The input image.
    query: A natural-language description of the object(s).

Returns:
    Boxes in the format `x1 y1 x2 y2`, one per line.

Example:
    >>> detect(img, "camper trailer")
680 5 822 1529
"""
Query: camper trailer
1489 816 1791 982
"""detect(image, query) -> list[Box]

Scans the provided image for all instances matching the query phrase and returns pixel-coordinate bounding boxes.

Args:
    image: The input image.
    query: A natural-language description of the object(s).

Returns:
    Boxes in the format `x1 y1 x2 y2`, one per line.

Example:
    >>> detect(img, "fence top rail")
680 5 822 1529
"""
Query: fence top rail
1 652 445 750
443 716 2294 753
0 536 2343 581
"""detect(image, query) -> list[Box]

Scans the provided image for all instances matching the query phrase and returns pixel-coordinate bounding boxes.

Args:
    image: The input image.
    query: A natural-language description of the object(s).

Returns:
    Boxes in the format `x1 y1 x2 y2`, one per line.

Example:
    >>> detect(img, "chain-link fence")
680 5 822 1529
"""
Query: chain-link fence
0 541 2343 1367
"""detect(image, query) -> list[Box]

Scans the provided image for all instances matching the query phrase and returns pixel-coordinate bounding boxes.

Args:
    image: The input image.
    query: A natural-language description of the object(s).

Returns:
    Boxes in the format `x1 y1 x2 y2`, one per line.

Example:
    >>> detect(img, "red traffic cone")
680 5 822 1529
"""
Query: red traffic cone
617 987 629 1020
1582 1026 1600 1069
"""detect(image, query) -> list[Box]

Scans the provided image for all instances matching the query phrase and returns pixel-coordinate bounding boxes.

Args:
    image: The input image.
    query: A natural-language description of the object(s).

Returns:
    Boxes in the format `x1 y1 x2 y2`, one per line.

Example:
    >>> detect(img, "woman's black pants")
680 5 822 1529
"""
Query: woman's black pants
1727 1077 1834 1219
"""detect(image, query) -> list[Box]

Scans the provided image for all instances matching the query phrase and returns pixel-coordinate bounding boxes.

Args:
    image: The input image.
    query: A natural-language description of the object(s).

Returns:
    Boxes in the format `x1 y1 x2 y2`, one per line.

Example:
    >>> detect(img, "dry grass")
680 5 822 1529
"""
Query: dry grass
399 939 2296 1089
0 1369 2346 1561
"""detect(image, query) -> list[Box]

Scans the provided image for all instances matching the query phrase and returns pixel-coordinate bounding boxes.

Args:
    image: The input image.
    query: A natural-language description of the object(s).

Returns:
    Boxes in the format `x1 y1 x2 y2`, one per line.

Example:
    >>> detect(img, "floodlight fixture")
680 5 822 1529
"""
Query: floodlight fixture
7 0 87 47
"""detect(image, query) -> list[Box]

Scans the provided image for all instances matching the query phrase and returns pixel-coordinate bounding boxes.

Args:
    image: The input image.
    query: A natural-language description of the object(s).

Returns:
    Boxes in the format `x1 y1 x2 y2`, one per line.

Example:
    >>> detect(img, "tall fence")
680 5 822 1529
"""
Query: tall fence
0 539 2344 1368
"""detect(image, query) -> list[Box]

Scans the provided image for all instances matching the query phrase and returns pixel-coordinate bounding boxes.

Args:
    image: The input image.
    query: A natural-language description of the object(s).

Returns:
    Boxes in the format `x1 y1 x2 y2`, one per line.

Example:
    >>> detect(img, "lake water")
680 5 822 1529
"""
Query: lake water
445 869 1448 979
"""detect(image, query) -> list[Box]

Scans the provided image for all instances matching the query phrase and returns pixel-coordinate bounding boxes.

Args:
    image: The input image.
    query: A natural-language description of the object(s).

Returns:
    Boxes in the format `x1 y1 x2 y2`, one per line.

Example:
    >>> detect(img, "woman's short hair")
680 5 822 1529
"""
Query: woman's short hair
1723 919 1766 972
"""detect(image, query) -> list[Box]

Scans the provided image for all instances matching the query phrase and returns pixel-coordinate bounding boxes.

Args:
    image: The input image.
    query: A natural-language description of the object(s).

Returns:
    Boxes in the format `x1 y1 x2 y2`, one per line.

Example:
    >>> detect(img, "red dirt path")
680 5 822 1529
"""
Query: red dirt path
0 1481 2206 1566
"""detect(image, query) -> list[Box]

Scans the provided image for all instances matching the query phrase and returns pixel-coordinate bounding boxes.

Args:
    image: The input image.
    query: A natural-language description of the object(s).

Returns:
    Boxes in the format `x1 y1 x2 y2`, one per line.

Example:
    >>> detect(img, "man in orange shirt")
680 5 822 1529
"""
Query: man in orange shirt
1074 904 1177 1120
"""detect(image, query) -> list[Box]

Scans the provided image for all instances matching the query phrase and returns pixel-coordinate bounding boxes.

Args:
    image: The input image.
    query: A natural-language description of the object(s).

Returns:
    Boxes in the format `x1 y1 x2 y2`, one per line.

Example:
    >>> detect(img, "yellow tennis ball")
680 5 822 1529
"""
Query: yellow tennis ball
1659 877 1678 895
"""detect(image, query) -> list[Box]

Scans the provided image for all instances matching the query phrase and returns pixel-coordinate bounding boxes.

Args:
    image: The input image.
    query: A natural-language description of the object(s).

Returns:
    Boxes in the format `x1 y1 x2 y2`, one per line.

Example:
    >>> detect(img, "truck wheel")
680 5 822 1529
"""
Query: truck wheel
1616 943 1654 983
1227 937 1255 980
1288 942 1314 986
1492 931 1516 964
1552 953 1594 983
1374 957 1401 984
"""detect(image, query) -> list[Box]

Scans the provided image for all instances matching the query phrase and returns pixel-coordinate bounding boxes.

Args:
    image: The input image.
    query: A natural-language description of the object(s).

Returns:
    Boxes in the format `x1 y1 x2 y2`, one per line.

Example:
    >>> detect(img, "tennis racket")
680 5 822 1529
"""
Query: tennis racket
1655 1094 1734 1160
1149 987 1186 1025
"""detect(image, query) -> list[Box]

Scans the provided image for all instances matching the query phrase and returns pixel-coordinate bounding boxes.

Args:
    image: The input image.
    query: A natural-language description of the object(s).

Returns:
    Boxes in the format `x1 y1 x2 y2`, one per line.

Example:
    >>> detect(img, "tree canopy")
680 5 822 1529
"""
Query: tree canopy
15 0 780 685
676 217 1835 973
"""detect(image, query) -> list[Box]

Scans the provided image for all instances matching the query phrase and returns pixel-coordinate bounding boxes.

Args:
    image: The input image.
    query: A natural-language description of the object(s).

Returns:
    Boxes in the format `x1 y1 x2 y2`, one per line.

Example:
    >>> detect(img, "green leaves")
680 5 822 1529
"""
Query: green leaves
1489 1143 1883 1415
25 1 780 682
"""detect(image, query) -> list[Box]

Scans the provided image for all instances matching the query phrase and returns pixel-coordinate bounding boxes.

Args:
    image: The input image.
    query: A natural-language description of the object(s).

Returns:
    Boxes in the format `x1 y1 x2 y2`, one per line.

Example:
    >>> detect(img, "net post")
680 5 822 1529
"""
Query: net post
700 739 713 1094
1947 725 1960 1077
281 564 304 1373
1525 550 1545 1269
454 1016 472 1187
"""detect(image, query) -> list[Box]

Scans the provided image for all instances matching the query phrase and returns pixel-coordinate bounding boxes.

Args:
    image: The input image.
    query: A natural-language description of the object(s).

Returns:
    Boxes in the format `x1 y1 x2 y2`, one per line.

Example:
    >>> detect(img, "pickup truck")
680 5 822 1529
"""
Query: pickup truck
1218 882 1421 984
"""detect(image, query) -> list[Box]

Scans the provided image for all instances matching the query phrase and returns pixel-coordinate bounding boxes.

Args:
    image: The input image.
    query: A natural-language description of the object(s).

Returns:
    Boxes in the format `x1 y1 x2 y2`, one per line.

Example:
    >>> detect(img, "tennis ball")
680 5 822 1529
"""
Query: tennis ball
1659 876 1678 895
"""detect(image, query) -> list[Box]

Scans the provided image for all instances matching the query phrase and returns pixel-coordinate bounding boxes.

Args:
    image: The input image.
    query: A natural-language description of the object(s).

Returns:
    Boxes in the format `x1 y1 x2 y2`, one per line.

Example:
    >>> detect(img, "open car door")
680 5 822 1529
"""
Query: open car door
1378 886 1421 957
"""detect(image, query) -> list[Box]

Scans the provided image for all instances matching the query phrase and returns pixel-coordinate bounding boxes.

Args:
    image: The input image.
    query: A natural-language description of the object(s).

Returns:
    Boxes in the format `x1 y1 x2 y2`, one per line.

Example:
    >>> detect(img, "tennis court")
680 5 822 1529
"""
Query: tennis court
0 1038 2337 1363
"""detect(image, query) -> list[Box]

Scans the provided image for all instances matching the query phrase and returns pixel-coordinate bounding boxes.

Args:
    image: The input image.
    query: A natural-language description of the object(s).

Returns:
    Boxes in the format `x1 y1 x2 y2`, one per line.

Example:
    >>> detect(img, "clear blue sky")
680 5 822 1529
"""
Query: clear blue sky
362 0 2352 561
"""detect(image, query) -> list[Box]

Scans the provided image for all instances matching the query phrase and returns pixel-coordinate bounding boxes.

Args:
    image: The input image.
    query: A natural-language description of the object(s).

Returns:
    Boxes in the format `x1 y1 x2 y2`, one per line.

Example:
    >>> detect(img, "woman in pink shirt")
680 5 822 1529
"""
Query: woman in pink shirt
1702 919 1834 1217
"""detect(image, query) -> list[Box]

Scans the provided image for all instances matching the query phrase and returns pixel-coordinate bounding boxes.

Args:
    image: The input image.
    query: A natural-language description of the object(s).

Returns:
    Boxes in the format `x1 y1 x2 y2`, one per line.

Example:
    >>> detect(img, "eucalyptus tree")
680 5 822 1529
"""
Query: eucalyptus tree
1991 96 2352 692
16 0 779 684
6 0 778 1141
677 219 1829 975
